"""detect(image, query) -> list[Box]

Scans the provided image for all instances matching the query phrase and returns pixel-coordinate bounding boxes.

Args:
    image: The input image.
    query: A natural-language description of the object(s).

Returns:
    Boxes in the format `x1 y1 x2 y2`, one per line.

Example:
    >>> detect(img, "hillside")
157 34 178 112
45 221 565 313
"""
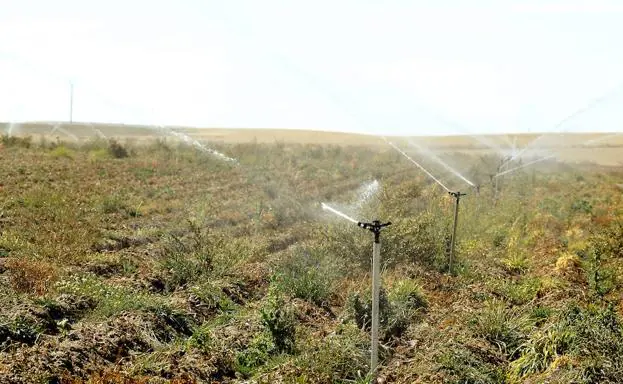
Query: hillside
4 121 623 166
0 131 622 383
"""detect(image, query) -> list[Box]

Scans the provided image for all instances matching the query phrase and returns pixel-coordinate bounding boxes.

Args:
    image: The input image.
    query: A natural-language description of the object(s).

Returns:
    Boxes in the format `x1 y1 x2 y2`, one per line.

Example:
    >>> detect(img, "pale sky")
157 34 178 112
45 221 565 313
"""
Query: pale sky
1 0 623 135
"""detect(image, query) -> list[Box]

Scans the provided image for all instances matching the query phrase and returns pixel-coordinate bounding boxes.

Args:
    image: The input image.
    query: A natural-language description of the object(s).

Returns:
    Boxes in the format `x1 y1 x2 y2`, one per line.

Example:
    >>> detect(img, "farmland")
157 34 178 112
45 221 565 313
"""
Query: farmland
0 125 623 383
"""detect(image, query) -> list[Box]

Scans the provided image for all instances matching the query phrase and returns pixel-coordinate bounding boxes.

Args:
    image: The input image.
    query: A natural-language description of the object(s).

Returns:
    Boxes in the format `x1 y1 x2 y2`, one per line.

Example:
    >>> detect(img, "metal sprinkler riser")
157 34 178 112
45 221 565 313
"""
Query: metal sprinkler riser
356 219 391 382
448 191 466 273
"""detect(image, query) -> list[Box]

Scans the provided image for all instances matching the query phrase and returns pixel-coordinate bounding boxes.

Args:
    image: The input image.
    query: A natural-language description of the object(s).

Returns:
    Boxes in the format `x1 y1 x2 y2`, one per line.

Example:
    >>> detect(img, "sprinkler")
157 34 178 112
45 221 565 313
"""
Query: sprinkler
494 155 512 201
357 219 392 381
448 191 466 273
321 203 391 380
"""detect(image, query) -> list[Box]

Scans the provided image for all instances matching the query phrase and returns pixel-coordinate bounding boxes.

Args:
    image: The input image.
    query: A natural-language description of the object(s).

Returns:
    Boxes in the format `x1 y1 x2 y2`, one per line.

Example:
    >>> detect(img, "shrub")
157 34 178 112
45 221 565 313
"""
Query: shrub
50 145 75 159
470 299 531 358
437 343 506 384
509 303 623 382
235 332 276 377
1 134 32 148
107 139 130 158
160 219 224 290
284 323 370 383
571 199 592 214
6 258 57 295
389 279 428 312
260 289 296 354
272 247 342 306
348 283 425 341
381 213 444 269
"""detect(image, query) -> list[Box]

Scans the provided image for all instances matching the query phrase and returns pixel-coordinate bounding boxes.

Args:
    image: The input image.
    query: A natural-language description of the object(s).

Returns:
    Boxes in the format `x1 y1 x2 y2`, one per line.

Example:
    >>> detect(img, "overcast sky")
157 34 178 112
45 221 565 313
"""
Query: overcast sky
1 0 623 135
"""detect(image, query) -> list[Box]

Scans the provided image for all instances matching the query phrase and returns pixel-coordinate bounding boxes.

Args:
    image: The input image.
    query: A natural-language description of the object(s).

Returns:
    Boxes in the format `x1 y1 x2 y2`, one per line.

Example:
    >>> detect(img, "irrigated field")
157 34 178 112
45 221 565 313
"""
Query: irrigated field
0 127 623 383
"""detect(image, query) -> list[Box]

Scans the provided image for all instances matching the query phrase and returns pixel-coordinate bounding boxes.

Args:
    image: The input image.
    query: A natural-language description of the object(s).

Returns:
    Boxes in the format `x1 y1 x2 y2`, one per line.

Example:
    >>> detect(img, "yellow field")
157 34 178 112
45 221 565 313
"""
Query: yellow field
3 121 623 166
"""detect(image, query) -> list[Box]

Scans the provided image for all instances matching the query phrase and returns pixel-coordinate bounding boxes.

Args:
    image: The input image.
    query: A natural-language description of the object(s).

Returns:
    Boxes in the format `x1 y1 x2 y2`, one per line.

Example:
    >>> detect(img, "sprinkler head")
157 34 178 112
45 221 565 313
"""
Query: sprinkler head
448 191 467 199
357 220 392 242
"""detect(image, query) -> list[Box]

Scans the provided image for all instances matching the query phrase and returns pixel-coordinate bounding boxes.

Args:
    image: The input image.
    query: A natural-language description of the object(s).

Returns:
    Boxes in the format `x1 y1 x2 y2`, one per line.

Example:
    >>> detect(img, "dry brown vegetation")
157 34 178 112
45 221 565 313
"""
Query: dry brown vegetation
0 126 622 383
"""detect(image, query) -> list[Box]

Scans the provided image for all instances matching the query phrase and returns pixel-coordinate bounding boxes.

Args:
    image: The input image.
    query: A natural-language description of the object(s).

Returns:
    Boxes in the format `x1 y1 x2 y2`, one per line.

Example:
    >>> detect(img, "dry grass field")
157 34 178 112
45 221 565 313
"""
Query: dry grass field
0 122 622 383
5 121 623 165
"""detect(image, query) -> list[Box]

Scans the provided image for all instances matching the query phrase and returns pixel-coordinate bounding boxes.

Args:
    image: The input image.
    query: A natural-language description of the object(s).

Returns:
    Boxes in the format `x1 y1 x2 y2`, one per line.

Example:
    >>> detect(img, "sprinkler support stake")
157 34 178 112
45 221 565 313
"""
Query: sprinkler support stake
448 191 466 273
357 220 391 381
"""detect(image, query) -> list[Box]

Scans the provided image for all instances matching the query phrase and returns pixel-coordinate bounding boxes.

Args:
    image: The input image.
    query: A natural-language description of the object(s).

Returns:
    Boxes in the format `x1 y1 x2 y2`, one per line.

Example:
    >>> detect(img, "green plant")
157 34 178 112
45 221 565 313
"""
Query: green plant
54 274 160 318
495 277 541 306
389 279 428 312
509 303 623 382
260 289 296 354
235 332 276 377
1 134 32 148
471 299 531 358
437 343 506 384
285 323 370 383
107 139 130 158
272 247 341 306
571 199 593 214
50 145 75 159
0 316 43 346
348 284 421 341
160 219 224 290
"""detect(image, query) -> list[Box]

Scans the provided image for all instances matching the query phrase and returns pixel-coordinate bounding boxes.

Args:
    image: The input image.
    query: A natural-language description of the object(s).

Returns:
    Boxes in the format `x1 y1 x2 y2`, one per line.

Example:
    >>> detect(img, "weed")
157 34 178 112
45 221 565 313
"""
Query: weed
389 278 428 312
437 343 506 384
159 219 225 290
235 332 276 377
50 145 75 159
107 139 130 158
272 246 342 306
54 274 162 318
283 323 370 383
1 134 32 148
509 303 623 382
571 199 593 214
260 289 296 354
5 258 57 295
471 299 531 357
348 283 423 341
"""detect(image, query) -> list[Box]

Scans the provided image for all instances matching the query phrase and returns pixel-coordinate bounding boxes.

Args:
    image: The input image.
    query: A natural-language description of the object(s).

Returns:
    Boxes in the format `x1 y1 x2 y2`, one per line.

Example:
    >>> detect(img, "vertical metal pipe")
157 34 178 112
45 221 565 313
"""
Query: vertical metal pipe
449 195 460 272
494 175 499 202
370 239 381 380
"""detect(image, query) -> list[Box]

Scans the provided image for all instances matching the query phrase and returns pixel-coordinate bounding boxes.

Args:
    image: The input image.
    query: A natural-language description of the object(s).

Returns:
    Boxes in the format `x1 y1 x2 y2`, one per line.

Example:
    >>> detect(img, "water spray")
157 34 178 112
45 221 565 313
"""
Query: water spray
49 122 79 142
385 139 470 274
494 154 556 178
168 128 238 164
407 139 476 187
321 203 391 379
447 191 466 272
321 202 358 223
506 82 623 168
582 132 623 146
384 138 451 192
354 179 380 209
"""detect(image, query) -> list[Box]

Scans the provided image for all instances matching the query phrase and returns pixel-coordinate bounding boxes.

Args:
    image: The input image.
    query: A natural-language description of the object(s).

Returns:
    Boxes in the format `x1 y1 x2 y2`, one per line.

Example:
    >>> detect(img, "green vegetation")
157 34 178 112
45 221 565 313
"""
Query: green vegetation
0 134 622 383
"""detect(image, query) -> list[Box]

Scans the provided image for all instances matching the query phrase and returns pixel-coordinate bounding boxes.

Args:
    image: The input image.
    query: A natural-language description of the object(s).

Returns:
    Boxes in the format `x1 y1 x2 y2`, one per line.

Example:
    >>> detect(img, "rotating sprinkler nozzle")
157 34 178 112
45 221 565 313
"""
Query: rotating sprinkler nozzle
357 219 391 381
358 220 392 243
